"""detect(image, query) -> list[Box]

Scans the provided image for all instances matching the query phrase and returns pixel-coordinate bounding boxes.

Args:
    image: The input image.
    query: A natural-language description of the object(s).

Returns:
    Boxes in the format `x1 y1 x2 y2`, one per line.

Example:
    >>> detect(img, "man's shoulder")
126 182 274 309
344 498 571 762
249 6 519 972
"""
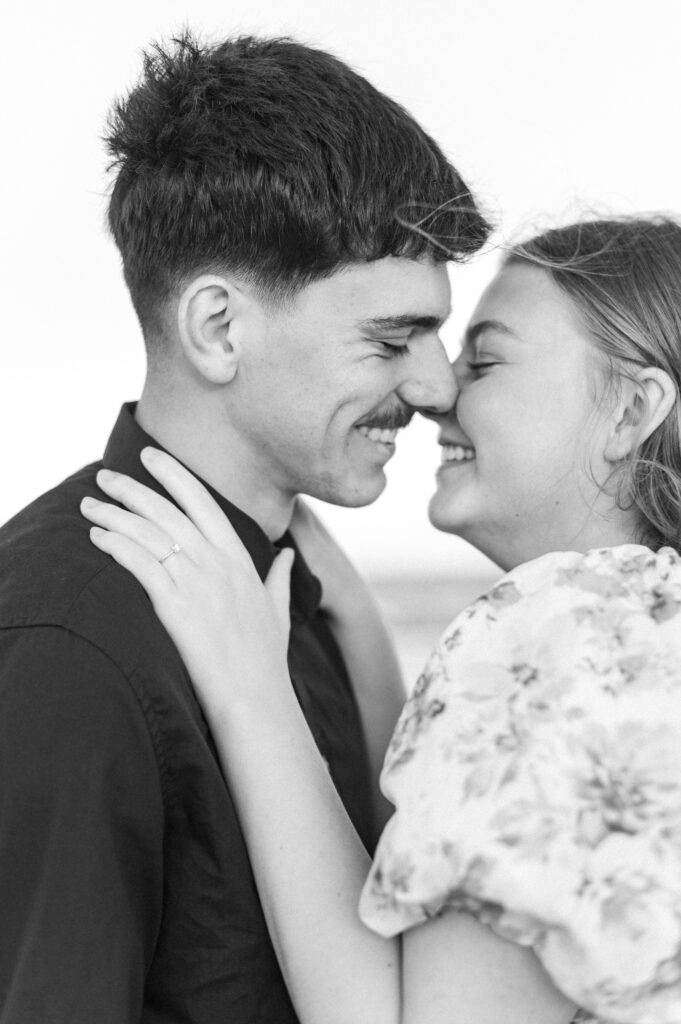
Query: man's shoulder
1 460 110 621
0 461 171 670
0 459 207 790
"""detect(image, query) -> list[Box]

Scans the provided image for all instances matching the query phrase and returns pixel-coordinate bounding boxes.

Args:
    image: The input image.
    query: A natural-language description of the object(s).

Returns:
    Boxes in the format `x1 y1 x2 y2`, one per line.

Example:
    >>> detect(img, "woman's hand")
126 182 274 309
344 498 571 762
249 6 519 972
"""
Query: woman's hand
80 447 294 720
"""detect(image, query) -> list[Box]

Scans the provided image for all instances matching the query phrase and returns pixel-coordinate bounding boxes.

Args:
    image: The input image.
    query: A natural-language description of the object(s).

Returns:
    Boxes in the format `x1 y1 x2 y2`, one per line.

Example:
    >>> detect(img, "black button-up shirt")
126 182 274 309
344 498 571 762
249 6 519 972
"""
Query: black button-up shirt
0 404 374 1023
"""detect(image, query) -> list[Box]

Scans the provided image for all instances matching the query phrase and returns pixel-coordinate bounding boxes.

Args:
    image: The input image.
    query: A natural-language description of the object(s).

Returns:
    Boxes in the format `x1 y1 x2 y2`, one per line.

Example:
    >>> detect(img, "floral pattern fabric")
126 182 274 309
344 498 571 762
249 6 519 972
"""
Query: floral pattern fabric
359 545 681 1024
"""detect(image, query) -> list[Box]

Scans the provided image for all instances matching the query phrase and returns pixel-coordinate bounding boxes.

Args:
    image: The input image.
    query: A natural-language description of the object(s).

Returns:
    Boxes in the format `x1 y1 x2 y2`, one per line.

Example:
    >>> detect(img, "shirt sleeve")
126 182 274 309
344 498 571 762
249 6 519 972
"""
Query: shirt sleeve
359 546 681 1024
0 625 164 1024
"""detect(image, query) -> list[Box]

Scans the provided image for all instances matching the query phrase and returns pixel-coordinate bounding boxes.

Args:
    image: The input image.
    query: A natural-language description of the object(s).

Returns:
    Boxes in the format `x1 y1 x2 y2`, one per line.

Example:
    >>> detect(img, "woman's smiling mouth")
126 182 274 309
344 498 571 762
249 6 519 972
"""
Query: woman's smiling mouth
440 443 475 464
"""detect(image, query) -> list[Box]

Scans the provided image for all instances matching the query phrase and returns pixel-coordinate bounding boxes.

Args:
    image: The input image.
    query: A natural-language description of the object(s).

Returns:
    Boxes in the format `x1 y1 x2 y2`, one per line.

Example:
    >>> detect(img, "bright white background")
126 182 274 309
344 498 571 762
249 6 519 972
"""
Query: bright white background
2 0 680 584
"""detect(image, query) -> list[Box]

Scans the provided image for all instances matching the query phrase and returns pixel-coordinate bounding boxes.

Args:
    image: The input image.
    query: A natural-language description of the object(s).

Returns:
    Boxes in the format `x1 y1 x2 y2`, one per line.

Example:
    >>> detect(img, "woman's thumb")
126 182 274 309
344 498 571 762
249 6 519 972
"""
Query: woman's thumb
265 547 295 636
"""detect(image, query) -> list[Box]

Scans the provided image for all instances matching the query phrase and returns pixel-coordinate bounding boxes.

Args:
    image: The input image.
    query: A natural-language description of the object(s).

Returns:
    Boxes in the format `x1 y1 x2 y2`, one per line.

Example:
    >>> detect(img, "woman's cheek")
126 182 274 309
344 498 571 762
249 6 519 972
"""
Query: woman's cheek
459 387 503 436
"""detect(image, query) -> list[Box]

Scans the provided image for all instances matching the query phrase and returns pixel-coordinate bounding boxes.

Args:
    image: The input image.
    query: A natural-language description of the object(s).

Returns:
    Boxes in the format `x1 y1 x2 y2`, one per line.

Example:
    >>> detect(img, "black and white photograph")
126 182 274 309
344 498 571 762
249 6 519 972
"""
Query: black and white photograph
1 1 681 1021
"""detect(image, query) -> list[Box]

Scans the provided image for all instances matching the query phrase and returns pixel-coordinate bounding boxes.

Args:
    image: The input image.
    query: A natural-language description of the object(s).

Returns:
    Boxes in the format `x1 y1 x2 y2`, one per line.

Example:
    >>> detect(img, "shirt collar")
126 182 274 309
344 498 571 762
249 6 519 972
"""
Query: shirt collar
102 403 322 623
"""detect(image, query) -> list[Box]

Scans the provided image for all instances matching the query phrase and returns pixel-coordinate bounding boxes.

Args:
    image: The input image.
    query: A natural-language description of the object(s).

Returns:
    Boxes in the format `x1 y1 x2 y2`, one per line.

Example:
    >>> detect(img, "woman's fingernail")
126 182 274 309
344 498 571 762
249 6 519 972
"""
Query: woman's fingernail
97 469 116 484
81 496 98 509
141 447 159 463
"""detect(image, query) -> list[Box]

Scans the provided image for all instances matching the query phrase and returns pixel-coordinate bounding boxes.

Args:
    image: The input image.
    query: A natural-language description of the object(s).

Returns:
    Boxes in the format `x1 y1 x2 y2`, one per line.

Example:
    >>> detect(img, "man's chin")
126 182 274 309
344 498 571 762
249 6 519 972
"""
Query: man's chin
305 471 387 509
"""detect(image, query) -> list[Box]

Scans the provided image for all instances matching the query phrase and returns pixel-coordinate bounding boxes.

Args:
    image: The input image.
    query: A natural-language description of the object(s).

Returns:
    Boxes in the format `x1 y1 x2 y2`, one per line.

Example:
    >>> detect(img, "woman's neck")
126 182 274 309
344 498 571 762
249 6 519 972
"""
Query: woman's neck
490 508 646 573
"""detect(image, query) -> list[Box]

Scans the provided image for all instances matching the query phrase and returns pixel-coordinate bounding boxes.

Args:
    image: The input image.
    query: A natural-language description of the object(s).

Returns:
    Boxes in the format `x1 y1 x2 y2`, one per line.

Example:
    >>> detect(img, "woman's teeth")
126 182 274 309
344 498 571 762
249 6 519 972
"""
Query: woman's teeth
357 426 399 444
441 444 475 463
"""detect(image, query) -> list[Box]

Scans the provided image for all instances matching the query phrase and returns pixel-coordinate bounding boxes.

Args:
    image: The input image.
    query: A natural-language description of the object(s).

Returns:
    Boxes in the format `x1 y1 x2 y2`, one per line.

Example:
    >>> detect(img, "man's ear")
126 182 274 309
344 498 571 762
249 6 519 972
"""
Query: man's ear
177 275 244 384
604 366 677 462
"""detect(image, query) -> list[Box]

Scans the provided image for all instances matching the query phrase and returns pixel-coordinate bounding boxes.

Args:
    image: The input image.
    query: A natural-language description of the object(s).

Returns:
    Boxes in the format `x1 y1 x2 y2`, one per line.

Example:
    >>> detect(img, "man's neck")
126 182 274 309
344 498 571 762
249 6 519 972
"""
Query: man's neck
135 389 294 541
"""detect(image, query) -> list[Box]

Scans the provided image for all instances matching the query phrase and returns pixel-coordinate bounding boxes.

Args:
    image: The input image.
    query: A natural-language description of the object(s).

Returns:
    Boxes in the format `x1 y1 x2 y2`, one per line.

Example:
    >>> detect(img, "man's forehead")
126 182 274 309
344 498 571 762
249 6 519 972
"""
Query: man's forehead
297 255 452 325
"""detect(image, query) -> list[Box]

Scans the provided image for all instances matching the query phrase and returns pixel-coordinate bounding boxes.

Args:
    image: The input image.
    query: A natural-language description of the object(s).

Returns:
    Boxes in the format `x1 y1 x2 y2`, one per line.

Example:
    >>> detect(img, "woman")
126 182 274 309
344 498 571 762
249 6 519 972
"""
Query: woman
81 217 681 1024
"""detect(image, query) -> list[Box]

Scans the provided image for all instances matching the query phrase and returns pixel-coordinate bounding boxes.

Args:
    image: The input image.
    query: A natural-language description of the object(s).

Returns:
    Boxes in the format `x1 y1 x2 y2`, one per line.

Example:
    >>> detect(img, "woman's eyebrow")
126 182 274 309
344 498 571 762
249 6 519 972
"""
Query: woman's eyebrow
464 319 521 345
358 313 448 332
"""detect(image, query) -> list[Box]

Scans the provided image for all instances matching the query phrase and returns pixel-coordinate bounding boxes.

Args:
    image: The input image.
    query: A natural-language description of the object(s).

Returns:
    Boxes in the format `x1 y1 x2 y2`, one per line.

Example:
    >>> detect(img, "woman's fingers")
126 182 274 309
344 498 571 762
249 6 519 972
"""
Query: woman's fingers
95 466 204 555
89 526 176 606
81 497 181 564
139 448 247 555
96 450 258 573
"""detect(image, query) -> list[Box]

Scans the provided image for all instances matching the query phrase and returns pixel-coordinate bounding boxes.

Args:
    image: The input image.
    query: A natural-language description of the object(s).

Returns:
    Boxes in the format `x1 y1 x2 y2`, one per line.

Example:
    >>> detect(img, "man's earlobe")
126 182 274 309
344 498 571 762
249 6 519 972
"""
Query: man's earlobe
604 367 677 462
177 276 242 384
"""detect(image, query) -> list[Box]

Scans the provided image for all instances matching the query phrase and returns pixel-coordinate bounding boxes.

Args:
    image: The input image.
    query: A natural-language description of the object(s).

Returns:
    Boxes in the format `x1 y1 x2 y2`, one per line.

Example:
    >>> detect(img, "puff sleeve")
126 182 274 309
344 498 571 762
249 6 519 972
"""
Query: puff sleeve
359 545 681 1024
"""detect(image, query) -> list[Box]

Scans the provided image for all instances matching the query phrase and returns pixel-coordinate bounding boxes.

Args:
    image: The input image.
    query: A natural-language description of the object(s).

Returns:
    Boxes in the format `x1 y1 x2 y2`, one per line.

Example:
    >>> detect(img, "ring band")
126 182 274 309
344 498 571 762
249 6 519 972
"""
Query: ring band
158 542 182 564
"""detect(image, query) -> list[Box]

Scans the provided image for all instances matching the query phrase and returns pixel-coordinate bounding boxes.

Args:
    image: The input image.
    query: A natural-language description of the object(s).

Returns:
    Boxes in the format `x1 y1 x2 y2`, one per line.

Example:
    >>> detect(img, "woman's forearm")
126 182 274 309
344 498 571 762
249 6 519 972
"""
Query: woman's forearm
208 687 400 1024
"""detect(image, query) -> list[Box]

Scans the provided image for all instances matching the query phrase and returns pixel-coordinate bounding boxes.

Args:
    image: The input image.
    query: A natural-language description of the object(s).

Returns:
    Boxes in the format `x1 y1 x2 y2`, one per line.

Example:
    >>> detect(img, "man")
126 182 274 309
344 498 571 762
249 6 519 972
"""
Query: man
0 31 489 1023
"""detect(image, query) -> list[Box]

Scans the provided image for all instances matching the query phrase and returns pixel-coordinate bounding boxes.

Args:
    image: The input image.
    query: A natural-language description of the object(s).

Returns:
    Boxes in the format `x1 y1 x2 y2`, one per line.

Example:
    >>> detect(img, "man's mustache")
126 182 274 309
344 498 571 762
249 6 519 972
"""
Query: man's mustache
357 407 414 431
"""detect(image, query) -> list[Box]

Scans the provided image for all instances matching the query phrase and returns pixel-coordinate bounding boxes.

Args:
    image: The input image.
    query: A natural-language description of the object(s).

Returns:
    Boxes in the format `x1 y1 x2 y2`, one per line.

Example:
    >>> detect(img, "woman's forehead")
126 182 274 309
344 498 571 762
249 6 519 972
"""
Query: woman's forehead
469 263 587 348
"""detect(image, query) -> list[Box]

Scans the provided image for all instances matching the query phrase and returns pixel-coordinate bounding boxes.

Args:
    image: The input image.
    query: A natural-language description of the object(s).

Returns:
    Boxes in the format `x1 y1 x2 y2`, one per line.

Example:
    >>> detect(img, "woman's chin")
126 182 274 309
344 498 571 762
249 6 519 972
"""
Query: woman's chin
427 502 509 569
427 488 471 534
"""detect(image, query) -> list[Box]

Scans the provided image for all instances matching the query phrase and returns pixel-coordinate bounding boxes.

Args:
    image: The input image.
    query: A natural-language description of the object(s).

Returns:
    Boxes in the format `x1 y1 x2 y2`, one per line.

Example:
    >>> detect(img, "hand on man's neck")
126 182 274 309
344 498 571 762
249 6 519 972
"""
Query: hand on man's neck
135 387 296 542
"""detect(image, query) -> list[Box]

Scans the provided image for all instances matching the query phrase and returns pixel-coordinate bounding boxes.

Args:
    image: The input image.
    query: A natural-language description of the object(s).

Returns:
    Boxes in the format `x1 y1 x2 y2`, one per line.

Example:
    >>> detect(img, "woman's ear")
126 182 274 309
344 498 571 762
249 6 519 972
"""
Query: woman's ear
604 367 677 462
177 275 243 384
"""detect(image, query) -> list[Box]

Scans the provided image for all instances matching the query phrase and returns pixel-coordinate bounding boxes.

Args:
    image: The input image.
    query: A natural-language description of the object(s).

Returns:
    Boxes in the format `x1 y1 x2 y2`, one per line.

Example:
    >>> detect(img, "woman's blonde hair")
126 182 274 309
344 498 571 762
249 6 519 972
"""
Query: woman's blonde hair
507 217 681 551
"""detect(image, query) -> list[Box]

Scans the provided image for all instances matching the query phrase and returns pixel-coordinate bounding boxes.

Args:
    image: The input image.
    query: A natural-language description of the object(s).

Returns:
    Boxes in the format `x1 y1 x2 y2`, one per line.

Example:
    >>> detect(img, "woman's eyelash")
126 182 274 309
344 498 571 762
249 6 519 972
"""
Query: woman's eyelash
465 359 497 371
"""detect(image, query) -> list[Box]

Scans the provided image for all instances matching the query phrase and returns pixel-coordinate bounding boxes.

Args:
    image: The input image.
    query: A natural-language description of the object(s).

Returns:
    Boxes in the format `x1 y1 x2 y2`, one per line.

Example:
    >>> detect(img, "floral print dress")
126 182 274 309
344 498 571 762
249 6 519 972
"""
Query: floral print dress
359 545 681 1024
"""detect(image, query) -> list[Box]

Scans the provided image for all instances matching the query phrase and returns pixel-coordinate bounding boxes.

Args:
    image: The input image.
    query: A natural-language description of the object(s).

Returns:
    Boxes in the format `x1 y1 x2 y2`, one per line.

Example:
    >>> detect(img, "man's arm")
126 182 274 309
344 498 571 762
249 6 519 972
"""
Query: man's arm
0 626 164 1023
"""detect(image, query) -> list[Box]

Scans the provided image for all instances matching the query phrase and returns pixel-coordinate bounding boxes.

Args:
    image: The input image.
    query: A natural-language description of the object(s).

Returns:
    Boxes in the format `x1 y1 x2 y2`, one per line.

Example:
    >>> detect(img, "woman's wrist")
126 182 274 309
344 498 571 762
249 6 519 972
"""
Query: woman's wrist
199 668 301 733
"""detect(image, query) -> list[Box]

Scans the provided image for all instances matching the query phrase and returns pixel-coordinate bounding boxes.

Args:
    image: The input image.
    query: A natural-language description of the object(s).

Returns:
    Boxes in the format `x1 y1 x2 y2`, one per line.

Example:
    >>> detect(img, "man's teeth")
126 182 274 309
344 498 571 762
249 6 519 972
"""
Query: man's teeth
357 426 399 444
441 444 475 463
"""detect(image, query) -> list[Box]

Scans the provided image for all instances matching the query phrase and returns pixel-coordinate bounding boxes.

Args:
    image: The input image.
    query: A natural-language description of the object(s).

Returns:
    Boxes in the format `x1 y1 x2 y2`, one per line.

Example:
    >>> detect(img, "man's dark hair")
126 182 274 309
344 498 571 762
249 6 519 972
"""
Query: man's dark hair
105 31 490 340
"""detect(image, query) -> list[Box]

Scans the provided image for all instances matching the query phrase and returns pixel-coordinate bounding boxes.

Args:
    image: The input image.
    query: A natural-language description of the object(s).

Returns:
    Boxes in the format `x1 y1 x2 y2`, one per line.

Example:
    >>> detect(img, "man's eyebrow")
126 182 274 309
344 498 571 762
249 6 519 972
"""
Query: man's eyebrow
358 313 448 332
464 319 521 345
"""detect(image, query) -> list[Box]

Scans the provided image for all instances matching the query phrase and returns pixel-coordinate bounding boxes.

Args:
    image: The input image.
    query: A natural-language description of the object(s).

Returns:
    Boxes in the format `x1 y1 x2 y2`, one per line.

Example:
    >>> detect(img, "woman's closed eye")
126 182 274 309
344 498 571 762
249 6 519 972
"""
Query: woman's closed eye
465 358 501 372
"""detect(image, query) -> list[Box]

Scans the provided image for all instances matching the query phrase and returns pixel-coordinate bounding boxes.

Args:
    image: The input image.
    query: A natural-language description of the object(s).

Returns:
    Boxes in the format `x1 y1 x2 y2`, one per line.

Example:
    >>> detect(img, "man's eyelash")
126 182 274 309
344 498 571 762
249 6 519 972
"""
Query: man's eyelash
378 341 410 357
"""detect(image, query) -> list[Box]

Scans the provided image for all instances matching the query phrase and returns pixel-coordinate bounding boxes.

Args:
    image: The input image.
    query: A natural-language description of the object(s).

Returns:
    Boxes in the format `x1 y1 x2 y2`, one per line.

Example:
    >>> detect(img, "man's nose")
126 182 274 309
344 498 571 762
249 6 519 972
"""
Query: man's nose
395 336 458 415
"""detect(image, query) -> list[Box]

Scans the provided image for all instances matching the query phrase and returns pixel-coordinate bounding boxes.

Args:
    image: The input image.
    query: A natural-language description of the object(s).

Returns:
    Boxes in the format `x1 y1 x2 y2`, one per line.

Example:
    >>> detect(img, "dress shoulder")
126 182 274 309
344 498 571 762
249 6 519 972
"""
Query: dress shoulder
360 545 681 1023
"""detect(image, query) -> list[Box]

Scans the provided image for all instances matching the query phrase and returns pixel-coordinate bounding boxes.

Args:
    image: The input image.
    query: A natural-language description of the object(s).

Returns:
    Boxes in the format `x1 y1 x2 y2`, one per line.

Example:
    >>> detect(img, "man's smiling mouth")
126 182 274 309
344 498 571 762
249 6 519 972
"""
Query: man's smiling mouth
356 425 399 445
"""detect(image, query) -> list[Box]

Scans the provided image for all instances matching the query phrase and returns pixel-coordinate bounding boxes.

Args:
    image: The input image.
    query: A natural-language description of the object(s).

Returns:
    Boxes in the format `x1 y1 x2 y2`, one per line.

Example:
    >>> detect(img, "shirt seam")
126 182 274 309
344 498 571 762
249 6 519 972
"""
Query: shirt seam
0 620 171 808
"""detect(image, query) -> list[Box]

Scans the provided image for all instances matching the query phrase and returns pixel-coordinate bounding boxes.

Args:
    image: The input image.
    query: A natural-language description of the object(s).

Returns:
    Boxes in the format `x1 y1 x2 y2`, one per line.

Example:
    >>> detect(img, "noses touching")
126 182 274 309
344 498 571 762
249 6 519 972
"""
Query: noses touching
395 336 459 417
418 362 471 446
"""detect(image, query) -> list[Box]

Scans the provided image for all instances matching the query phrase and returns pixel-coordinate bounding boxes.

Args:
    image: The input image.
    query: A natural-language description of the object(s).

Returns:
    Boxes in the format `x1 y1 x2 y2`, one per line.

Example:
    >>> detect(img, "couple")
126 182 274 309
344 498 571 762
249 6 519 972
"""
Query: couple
2 30 681 1024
